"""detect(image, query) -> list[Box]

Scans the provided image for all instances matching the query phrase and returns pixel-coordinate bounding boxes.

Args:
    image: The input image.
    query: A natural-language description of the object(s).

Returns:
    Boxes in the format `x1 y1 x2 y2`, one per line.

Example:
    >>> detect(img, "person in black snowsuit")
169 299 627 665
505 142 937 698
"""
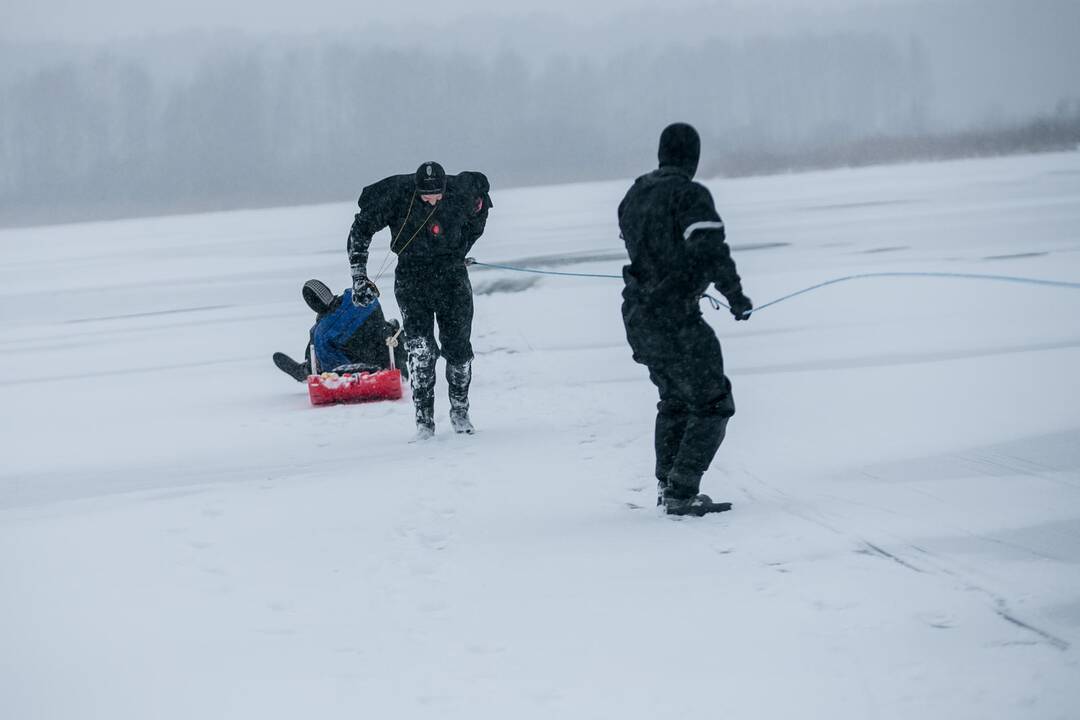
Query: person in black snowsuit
346 161 492 438
619 123 753 516
272 279 407 381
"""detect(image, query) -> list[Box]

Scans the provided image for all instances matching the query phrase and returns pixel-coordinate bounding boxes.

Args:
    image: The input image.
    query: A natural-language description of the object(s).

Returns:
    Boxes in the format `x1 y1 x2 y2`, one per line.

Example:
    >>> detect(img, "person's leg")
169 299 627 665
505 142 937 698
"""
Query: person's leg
443 361 473 433
273 352 309 381
647 364 689 497
272 316 319 382
339 303 389 369
666 390 732 498
664 322 736 500
435 269 476 432
397 278 438 433
624 301 693 497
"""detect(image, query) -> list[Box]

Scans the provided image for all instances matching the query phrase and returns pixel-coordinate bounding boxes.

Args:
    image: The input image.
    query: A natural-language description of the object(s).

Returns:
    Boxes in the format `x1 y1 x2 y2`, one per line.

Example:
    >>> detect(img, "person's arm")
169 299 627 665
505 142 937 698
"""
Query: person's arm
347 216 373 280
348 182 395 276
304 324 317 370
676 183 752 319
347 181 394 305
458 172 492 256
463 194 491 255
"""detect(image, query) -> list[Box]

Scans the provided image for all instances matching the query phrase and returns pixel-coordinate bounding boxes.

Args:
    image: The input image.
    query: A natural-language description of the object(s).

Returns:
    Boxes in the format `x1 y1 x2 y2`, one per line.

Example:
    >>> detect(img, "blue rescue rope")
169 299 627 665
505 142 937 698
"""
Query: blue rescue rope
470 260 622 280
745 271 1080 314
469 260 1080 315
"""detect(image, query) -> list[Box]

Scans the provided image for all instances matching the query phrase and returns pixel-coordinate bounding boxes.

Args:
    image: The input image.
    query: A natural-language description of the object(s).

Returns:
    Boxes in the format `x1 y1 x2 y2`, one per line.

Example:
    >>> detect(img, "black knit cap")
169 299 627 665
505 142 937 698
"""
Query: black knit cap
658 123 700 178
415 161 447 195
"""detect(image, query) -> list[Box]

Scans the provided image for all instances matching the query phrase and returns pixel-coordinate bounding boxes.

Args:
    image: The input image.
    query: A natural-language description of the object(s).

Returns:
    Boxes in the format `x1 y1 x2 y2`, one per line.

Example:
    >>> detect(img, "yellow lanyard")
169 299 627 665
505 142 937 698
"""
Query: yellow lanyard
390 195 438 255
373 194 441 283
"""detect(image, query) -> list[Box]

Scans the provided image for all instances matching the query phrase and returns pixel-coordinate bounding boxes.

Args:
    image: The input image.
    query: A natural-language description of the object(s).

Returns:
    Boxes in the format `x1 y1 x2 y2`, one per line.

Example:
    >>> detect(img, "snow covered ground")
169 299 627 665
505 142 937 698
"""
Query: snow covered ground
2 151 1080 719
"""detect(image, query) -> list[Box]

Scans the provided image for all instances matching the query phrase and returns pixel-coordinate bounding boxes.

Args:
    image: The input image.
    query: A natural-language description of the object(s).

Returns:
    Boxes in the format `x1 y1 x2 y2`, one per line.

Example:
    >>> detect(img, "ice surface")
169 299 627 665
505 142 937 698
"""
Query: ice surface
2 152 1080 719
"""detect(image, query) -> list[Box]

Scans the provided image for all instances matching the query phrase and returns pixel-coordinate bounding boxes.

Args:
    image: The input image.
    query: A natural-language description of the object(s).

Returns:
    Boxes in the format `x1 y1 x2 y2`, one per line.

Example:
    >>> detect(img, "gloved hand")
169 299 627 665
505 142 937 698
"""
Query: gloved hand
351 275 380 307
728 291 753 321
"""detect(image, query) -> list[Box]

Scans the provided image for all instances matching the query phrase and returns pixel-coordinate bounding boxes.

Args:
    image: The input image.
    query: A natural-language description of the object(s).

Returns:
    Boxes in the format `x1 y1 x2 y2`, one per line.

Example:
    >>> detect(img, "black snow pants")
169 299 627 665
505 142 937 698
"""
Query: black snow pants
395 265 474 423
623 302 735 499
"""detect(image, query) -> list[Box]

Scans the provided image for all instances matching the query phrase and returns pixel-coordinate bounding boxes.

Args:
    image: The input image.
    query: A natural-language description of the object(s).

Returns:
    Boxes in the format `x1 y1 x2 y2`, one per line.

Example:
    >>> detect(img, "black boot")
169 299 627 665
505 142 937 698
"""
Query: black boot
660 473 731 516
446 360 474 434
662 493 732 517
273 352 310 382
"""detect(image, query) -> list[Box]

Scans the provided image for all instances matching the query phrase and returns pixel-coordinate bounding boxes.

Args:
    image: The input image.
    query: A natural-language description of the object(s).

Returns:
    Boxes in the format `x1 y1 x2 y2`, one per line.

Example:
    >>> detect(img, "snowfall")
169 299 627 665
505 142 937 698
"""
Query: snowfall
2 151 1079 719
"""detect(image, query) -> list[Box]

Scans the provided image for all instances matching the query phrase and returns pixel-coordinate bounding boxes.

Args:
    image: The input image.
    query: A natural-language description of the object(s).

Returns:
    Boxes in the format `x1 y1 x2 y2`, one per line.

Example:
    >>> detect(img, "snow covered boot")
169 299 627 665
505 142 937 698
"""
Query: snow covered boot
273 352 310 382
407 336 437 438
447 360 474 435
413 422 435 442
412 394 435 441
450 408 474 435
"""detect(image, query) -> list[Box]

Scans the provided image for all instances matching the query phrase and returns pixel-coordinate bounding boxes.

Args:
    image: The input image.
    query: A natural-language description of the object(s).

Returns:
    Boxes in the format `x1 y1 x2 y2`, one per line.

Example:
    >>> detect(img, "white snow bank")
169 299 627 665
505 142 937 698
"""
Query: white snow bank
2 151 1079 719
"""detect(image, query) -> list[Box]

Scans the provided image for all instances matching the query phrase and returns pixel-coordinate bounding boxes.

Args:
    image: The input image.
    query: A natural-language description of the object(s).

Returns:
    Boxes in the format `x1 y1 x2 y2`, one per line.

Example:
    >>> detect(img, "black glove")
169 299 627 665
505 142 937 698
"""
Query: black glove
728 291 753 321
351 275 380 307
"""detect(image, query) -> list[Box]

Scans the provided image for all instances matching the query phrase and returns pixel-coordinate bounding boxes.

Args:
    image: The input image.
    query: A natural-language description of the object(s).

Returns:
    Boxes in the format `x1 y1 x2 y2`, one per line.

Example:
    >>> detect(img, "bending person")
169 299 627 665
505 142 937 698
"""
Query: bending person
346 161 492 439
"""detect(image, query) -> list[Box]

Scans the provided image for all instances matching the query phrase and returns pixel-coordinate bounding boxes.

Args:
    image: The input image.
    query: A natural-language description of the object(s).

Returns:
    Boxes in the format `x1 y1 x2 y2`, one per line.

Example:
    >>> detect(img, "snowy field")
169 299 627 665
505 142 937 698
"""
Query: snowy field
2 151 1080 719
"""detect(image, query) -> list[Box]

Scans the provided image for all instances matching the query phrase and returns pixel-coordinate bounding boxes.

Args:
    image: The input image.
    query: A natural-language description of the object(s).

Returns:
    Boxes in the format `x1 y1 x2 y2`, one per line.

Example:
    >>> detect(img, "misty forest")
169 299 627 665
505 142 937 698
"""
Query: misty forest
1 0 1078 225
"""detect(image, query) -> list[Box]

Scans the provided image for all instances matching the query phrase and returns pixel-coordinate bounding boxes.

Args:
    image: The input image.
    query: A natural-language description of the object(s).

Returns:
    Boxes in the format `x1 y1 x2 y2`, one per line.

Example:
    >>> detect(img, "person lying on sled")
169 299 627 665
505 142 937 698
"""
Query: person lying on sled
273 279 408 381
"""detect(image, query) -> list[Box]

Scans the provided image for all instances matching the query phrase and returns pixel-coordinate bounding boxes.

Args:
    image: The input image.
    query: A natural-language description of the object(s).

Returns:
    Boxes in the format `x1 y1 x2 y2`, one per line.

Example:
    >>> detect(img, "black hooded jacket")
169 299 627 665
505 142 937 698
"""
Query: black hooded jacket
347 171 492 278
619 168 742 317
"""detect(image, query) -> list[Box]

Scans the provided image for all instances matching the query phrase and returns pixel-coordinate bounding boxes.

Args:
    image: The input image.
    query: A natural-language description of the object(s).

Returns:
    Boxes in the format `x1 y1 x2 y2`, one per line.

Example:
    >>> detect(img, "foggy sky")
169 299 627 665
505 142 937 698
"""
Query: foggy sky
4 0 1076 127
2 0 899 43
1 0 1077 225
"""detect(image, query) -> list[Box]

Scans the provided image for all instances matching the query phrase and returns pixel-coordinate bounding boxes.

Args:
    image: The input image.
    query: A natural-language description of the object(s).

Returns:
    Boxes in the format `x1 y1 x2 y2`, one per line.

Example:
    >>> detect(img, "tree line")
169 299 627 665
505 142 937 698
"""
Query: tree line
0 30 1048 225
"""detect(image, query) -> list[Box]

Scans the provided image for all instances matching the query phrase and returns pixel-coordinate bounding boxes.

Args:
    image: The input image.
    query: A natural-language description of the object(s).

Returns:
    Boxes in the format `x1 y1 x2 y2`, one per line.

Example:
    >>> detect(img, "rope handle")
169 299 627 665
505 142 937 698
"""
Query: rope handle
385 326 404 371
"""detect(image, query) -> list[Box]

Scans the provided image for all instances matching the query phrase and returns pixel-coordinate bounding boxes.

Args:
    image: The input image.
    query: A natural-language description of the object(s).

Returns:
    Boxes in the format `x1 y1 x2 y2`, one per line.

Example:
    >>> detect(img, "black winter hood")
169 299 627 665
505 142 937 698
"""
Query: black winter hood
658 123 700 178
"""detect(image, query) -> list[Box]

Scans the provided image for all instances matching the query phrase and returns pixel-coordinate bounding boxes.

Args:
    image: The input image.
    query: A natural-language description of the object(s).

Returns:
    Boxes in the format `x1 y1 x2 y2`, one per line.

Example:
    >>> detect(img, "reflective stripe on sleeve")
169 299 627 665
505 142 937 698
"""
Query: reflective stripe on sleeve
683 220 725 240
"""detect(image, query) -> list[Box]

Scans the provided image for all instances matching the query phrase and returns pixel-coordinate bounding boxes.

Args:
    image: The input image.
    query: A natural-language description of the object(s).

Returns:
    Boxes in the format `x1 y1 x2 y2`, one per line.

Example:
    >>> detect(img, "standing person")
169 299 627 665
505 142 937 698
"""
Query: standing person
346 162 492 439
618 123 753 516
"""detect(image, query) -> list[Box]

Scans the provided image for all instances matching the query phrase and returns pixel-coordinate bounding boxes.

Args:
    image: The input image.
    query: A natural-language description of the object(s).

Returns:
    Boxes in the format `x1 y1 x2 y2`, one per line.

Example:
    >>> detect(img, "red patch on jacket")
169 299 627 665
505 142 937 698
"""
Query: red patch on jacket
431 222 442 236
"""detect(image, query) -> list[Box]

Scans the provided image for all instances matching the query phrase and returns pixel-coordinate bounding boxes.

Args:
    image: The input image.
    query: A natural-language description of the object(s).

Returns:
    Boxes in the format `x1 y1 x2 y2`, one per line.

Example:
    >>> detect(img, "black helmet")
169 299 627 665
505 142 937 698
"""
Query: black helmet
302 279 335 314
658 123 700 178
415 161 447 195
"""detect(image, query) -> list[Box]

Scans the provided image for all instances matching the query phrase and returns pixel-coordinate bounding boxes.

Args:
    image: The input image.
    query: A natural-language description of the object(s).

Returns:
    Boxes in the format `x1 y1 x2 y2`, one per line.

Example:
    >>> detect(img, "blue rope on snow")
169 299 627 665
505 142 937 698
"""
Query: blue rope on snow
470 260 622 280
470 260 1080 315
742 271 1080 314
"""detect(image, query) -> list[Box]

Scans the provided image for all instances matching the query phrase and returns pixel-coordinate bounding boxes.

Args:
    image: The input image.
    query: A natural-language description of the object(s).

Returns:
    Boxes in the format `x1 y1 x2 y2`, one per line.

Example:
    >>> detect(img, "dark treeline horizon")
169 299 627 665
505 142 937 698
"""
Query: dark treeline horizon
1 0 1078 227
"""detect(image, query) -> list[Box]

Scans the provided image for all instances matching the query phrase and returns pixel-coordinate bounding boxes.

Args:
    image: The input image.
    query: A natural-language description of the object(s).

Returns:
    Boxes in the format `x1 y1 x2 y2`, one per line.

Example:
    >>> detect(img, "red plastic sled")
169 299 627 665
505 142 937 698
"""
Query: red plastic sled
306 328 404 406
307 368 403 406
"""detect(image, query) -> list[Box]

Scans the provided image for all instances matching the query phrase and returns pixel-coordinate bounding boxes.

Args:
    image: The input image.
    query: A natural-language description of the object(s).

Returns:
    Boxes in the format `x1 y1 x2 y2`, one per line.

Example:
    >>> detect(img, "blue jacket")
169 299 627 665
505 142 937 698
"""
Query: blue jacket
311 291 380 371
